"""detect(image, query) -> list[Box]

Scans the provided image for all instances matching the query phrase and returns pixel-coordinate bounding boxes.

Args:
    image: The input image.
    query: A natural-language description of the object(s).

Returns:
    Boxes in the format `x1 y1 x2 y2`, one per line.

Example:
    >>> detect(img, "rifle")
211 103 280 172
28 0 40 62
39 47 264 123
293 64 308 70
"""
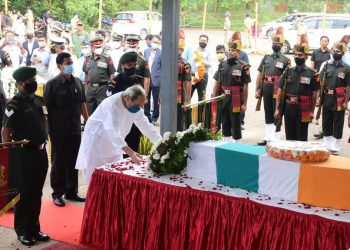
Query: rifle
275 77 287 132
315 63 328 120
255 65 265 111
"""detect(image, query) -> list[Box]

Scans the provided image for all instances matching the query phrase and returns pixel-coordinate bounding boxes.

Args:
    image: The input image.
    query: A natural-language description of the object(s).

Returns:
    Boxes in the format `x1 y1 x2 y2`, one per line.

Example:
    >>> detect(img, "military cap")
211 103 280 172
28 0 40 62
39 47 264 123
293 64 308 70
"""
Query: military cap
76 20 83 26
12 66 37 81
272 34 285 44
178 39 185 49
332 42 347 54
231 31 241 41
51 37 65 45
95 29 106 36
228 40 242 51
125 34 140 42
113 34 123 41
119 52 138 64
90 37 104 47
294 43 309 55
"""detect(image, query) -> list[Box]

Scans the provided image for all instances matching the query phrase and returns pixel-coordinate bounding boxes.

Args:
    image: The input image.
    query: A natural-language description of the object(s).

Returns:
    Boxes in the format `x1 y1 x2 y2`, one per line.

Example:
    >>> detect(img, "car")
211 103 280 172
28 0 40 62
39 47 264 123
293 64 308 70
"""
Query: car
101 16 113 27
112 11 162 39
261 12 318 38
283 15 350 53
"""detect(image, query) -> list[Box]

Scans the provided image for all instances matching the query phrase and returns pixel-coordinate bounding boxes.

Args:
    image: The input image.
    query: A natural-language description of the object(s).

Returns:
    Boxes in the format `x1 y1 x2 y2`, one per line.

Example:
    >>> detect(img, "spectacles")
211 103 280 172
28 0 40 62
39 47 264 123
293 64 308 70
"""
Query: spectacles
216 52 225 54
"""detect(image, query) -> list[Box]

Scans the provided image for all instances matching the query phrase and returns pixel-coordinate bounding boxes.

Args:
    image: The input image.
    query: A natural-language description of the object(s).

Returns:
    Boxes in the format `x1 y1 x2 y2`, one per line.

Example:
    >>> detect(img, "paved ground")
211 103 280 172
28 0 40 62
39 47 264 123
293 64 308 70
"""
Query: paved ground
0 28 349 249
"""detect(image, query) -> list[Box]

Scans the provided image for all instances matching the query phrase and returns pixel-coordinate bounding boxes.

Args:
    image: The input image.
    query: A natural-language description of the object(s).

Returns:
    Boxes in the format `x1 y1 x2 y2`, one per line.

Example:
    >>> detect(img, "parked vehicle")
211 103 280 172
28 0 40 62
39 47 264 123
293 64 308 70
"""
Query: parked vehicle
261 12 318 38
112 11 162 39
283 15 350 53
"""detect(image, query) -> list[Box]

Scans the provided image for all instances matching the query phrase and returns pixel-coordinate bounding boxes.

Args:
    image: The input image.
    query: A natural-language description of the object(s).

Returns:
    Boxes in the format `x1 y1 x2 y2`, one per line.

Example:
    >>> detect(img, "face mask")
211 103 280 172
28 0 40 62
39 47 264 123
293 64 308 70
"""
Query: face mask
38 41 46 47
152 43 160 50
27 34 33 39
294 57 305 66
24 81 37 94
81 48 90 56
348 43 350 49
147 44 152 48
199 42 207 49
127 105 141 113
124 67 135 76
63 64 74 75
9 39 16 45
216 52 225 61
272 44 281 53
94 47 103 55
332 53 342 61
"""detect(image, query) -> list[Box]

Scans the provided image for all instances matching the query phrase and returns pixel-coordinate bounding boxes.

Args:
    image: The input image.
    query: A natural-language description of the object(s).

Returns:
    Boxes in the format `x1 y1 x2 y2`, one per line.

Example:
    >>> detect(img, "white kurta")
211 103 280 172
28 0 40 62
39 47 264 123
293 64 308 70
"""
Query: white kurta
75 92 162 182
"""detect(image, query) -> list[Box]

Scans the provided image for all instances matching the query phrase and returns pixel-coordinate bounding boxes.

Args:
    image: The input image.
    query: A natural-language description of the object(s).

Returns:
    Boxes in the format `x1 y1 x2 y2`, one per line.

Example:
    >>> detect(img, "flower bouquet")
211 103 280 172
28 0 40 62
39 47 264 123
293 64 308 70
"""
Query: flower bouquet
148 124 215 174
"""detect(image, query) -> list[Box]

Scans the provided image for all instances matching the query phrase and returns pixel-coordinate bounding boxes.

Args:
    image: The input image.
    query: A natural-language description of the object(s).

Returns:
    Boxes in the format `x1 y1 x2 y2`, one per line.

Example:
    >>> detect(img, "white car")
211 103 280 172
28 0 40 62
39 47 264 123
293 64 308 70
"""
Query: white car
261 12 318 38
113 11 162 39
283 15 350 53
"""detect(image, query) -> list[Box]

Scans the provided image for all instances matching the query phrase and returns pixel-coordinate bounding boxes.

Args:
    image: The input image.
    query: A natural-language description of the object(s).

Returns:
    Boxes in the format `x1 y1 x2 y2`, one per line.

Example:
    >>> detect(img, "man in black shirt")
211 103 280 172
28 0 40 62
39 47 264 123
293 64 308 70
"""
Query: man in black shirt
2 67 50 246
44 52 89 207
310 36 331 139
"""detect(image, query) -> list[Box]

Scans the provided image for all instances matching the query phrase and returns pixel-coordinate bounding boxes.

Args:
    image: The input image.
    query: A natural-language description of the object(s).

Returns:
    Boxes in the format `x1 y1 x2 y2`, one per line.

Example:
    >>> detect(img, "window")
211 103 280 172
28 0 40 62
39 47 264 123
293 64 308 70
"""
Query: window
332 19 350 29
116 13 133 20
304 20 318 29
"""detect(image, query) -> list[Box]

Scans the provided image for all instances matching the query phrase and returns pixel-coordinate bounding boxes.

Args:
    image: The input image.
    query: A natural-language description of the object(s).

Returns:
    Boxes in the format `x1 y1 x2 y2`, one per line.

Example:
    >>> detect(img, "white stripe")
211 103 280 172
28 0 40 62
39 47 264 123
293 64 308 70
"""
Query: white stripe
5 109 14 117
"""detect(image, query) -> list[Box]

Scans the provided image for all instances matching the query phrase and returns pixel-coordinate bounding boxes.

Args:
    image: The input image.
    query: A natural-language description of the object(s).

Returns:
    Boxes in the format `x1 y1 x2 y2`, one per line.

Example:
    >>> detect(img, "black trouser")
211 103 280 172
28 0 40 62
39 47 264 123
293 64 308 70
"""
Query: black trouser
86 84 107 115
322 106 345 139
191 73 208 101
144 85 160 122
50 135 80 198
284 104 308 141
15 148 48 236
263 84 276 124
221 97 242 140
177 103 187 132
125 124 142 153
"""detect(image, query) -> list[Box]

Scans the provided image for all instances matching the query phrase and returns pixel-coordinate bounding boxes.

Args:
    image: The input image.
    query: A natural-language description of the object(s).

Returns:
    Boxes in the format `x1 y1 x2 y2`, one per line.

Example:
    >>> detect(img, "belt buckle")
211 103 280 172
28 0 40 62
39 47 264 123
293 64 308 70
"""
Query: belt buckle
328 89 334 95
92 83 99 87
224 90 231 95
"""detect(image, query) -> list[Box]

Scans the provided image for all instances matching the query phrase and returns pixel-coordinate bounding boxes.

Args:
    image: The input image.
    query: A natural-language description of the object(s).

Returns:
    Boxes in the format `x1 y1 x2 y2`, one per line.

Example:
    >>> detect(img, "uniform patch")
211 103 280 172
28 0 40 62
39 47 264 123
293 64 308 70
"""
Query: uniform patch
300 77 311 84
5 108 14 117
338 72 345 79
232 69 241 76
42 106 48 115
276 62 284 69
97 61 107 68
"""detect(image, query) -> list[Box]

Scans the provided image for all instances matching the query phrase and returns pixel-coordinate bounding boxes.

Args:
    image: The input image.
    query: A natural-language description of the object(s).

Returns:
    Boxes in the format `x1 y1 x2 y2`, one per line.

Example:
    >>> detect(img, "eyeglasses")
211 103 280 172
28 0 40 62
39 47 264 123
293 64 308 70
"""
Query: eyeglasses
216 52 225 54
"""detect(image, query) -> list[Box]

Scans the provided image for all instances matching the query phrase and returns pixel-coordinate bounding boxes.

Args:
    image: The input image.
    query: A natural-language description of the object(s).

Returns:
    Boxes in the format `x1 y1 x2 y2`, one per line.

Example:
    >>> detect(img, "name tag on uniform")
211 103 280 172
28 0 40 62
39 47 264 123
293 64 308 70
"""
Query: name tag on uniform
338 72 345 79
300 77 311 85
290 96 298 103
232 69 241 76
97 61 107 68
42 106 48 115
276 62 284 69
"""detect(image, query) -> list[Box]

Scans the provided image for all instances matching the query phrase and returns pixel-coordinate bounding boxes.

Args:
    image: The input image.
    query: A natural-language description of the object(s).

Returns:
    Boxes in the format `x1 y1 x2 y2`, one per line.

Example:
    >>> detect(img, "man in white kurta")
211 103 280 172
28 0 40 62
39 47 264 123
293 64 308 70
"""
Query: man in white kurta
75 85 162 182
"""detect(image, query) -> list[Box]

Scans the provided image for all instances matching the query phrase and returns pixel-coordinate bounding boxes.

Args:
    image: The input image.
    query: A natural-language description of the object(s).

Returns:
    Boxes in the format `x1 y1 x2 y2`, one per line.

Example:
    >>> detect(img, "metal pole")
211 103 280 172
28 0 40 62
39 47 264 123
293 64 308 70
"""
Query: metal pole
4 0 8 14
254 0 258 53
322 3 327 35
160 0 179 135
98 0 103 30
149 0 153 34
202 2 207 32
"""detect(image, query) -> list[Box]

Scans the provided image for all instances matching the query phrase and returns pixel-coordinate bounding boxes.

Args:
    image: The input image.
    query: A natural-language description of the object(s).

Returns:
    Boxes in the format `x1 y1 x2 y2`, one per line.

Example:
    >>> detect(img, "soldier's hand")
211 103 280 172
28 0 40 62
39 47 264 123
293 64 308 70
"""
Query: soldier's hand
255 91 260 99
183 101 189 111
241 104 247 112
274 110 280 119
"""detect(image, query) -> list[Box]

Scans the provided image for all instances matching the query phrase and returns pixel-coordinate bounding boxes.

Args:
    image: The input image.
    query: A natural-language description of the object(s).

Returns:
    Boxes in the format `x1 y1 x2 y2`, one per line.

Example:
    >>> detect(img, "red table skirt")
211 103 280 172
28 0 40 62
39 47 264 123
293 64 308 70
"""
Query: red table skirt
80 169 350 250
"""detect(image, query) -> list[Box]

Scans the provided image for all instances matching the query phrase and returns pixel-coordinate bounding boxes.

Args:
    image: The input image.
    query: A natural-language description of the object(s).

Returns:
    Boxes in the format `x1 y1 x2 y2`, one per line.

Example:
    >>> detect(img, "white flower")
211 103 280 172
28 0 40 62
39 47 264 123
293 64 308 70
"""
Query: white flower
176 131 184 140
145 156 151 164
197 123 202 128
184 149 188 154
153 153 160 160
163 132 172 140
160 157 165 164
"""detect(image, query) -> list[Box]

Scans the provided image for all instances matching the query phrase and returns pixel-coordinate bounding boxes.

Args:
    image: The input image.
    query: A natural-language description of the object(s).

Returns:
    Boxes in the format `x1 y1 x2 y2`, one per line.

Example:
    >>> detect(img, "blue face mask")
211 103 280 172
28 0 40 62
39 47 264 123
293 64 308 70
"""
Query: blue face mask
127 105 141 113
63 64 74 75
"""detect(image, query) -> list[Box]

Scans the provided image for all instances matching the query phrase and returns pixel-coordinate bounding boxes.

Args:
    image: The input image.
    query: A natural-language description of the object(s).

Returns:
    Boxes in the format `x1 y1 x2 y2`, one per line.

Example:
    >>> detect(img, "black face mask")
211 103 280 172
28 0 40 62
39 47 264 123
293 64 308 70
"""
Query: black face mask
272 44 281 53
227 57 237 64
294 57 306 66
332 53 342 61
124 68 135 76
199 42 207 49
27 34 34 39
24 81 38 94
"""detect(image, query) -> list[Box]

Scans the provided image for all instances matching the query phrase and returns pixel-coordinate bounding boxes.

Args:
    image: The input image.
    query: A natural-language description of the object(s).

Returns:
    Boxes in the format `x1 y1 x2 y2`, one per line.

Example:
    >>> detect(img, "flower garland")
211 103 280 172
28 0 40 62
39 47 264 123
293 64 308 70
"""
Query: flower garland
147 124 216 174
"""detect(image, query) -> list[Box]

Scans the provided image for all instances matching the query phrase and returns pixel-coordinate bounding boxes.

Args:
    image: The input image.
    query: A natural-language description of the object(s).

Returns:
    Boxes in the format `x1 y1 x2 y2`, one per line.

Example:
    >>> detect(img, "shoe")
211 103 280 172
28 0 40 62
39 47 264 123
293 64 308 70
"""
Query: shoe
313 131 324 139
53 197 65 207
240 124 245 130
32 232 50 242
64 194 86 202
331 150 339 156
18 235 35 246
257 140 267 146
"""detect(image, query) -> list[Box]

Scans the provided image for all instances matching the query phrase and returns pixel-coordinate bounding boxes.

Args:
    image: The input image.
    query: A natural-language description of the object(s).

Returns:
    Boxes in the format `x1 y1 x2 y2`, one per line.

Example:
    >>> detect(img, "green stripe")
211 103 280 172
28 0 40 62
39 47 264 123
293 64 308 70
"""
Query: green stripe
215 143 266 192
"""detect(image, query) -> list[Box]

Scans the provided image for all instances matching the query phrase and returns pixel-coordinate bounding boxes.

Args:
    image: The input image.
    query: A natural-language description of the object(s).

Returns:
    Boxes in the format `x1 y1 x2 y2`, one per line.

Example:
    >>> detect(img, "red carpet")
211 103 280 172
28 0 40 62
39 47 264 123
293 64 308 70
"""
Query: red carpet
0 199 88 248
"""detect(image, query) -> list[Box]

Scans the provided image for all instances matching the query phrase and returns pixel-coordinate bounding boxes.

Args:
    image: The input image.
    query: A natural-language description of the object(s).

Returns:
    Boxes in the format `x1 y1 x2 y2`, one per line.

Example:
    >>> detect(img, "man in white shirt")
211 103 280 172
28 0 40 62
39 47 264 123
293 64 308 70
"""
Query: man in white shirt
31 35 50 80
244 14 254 48
75 85 162 182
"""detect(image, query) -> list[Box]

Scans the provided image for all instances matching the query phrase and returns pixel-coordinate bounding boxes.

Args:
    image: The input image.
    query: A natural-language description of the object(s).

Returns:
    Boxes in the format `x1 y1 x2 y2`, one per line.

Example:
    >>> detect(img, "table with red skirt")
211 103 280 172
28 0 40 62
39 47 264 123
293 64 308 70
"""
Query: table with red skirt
80 157 350 250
